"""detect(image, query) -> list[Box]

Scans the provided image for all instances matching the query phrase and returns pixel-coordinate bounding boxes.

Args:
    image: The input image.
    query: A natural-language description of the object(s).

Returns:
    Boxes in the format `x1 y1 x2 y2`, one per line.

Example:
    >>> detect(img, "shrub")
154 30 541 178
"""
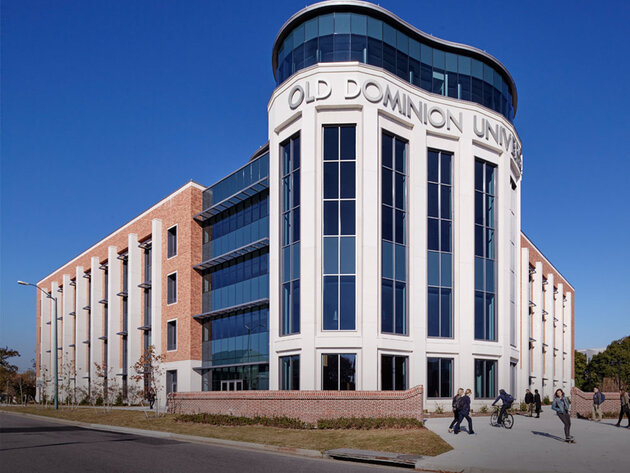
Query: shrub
543 396 551 405
114 391 124 406
317 417 423 430
434 404 444 414
519 402 528 412
176 413 312 429
480 405 488 414
95 395 104 406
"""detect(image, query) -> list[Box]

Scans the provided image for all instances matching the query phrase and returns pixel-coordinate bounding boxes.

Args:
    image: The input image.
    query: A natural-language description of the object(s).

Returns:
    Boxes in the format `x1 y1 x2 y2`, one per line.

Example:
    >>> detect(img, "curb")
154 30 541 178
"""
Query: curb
0 410 324 460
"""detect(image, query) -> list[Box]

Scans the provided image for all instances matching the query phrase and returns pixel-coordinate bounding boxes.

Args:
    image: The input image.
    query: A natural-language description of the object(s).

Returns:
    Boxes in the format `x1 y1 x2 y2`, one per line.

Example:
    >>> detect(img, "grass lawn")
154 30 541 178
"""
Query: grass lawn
0 406 452 456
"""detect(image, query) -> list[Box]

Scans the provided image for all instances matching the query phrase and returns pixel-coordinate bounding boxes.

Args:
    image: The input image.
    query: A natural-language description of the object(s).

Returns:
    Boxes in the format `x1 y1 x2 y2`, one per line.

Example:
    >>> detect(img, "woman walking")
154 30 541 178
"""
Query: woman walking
551 389 574 443
448 388 464 433
453 389 474 435
534 389 542 418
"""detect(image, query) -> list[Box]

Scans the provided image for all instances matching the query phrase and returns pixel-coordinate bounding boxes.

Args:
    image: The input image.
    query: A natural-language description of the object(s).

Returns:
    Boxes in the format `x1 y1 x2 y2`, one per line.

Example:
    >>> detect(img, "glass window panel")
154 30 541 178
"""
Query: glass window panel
486 195 494 228
427 358 439 397
351 13 366 34
324 162 339 199
324 201 338 235
292 280 300 333
440 358 452 397
381 279 394 333
382 205 393 241
319 14 334 36
428 251 440 286
292 207 300 242
324 237 338 275
293 137 300 170
483 63 493 83
475 257 485 291
367 36 382 66
409 38 420 60
395 356 407 390
283 213 290 246
283 177 290 212
340 276 356 330
395 209 405 244
428 218 439 251
333 34 351 61
293 172 300 208
474 225 484 257
334 12 350 33
340 237 355 274
383 43 396 73
322 354 338 389
293 23 304 48
305 18 318 41
475 191 484 225
486 165 495 195
471 58 483 79
395 173 405 210
381 355 393 390
395 281 406 334
440 220 451 252
340 201 356 235
475 291 485 339
340 162 356 199
292 242 300 280
382 168 393 206
382 133 393 168
428 286 440 337
440 288 452 337
458 55 470 75
382 240 393 280
323 127 338 160
340 126 355 160
395 244 406 282
282 246 291 282
445 52 457 72
486 259 495 293
319 34 334 62
350 34 366 62
339 354 356 390
428 183 439 218
440 185 451 219
282 283 291 333
323 276 338 330
440 153 451 184
486 228 495 259
383 23 396 46
367 17 382 39
421 44 433 65
395 138 405 173
441 253 452 287
428 150 439 182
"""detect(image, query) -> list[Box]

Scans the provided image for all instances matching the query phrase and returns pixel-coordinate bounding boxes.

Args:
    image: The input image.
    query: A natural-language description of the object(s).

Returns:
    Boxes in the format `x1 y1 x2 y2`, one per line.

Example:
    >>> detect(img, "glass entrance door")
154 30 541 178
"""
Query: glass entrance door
220 380 243 391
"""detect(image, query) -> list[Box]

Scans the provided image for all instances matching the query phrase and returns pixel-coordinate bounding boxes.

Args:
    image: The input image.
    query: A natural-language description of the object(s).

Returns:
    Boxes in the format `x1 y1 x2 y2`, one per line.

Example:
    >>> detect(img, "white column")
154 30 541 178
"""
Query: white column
531 262 543 394
151 219 164 404
545 273 554 389
90 256 103 382
39 289 51 398
520 247 531 392
127 233 142 396
107 246 122 393
61 274 74 394
75 266 89 393
50 281 62 383
564 292 573 387
555 283 564 388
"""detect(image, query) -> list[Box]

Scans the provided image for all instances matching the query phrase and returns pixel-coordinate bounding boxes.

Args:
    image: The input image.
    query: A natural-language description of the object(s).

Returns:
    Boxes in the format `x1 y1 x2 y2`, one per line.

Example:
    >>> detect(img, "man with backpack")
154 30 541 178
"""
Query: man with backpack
592 386 604 422
525 389 534 417
448 388 464 433
492 389 514 425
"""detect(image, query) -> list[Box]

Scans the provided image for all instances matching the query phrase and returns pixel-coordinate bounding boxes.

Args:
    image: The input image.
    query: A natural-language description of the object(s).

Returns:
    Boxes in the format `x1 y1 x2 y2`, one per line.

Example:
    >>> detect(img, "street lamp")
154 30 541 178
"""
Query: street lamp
18 280 58 410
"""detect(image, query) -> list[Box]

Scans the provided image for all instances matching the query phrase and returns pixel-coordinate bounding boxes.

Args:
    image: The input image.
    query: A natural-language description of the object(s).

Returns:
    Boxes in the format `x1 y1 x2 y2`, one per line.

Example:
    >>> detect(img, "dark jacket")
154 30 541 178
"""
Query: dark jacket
593 391 602 406
525 392 534 404
459 394 471 416
534 393 542 410
452 394 461 412
492 390 513 407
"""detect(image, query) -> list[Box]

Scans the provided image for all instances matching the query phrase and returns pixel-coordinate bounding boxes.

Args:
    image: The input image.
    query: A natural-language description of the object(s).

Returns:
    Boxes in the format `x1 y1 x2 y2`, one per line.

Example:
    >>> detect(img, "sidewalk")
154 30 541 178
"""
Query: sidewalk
418 414 629 473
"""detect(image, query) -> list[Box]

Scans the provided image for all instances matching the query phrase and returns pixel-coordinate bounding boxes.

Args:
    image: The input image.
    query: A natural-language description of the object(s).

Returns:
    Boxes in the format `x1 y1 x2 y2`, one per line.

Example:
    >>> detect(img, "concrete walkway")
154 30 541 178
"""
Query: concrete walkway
419 414 629 473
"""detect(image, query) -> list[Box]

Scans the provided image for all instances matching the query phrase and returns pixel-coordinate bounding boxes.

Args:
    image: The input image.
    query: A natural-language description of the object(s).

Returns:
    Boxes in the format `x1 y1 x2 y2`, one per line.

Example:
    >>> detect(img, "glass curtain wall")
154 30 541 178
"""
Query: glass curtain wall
427 149 453 338
323 125 356 331
381 132 407 335
281 134 301 335
474 160 497 341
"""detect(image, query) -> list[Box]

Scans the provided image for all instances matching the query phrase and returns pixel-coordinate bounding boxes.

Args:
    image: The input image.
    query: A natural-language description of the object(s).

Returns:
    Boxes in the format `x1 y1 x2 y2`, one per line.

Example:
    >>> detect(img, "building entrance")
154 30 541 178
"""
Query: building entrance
221 379 243 391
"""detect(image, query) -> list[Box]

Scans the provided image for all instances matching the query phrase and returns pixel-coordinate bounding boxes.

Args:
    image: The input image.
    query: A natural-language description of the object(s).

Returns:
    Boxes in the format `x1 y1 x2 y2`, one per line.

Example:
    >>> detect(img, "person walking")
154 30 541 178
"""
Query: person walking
148 387 156 409
551 388 574 443
453 389 474 435
534 389 542 418
448 388 464 433
592 386 604 422
525 389 534 417
614 388 630 428
492 389 514 425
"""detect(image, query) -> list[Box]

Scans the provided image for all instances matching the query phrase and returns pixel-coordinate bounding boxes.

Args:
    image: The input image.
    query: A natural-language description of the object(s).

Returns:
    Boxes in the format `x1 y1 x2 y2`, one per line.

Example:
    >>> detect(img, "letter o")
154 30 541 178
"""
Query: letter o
362 80 383 103
428 107 446 128
289 85 305 110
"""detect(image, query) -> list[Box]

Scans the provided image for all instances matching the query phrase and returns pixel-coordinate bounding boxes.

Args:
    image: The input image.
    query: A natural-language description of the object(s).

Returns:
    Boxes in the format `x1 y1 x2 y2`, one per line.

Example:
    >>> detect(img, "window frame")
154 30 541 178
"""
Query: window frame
426 356 454 399
474 358 498 399
167 225 178 259
166 271 177 305
279 354 300 390
380 353 409 391
166 319 177 351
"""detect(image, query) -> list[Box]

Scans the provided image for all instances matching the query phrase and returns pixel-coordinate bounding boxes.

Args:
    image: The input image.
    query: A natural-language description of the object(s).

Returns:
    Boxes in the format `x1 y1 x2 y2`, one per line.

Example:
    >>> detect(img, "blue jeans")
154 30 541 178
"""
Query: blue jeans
454 412 473 433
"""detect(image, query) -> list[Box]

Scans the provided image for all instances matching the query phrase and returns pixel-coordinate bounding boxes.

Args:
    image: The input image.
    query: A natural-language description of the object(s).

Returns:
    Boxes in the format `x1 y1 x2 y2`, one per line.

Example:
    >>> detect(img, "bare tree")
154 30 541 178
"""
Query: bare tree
131 345 165 417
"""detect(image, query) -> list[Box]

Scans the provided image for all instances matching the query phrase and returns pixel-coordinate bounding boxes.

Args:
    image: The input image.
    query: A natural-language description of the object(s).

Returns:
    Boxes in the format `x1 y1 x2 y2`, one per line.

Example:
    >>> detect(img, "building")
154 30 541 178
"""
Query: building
36 0 574 409
577 348 604 363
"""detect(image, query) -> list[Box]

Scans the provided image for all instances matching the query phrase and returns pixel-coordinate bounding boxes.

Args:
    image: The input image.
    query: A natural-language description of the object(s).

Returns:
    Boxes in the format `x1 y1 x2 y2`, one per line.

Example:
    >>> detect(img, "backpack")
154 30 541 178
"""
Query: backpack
455 396 465 410
505 393 514 404
600 393 606 404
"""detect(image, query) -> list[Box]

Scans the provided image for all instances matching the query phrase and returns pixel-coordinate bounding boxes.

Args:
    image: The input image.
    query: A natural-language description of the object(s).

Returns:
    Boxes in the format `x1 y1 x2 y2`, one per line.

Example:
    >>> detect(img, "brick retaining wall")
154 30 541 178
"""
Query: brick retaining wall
169 386 424 423
570 387 621 418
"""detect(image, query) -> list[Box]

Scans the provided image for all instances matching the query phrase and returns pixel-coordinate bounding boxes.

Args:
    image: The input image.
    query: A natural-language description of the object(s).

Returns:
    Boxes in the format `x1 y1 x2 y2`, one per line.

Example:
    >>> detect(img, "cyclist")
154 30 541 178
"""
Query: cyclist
492 389 514 425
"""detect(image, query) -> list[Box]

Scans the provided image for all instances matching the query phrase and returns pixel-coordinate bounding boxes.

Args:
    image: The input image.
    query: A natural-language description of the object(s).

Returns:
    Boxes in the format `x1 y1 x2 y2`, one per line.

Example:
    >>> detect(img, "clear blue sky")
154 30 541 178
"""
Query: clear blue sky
1 0 629 371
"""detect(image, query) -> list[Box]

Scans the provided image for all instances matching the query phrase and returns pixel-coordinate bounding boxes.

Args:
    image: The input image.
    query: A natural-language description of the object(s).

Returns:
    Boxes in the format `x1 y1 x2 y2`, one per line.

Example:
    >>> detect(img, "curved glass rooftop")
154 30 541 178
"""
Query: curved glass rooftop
273 1 517 121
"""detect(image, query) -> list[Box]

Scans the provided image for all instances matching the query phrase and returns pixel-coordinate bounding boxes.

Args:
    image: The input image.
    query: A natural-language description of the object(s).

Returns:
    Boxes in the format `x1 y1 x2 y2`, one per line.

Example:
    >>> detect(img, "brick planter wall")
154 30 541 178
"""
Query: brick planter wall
570 387 621 418
169 386 424 423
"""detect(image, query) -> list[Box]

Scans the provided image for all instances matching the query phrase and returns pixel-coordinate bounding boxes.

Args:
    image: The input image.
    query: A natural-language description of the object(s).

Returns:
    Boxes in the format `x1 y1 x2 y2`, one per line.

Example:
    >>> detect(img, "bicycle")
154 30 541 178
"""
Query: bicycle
490 406 514 429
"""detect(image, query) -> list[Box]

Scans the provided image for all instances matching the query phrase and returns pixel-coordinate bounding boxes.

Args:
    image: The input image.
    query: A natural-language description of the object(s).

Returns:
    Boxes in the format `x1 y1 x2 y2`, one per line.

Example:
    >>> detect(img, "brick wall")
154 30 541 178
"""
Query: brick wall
169 386 424 423
570 387 621 418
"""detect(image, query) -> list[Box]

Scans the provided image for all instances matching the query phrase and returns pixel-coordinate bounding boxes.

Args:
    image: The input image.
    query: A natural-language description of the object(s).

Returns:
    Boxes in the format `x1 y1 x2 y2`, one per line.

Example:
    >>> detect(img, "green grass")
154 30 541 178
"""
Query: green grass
0 406 452 456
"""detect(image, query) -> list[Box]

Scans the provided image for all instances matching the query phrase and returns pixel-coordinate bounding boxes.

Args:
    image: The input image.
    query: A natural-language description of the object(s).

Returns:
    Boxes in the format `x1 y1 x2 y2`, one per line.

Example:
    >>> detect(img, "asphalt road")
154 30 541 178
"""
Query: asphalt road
0 412 404 473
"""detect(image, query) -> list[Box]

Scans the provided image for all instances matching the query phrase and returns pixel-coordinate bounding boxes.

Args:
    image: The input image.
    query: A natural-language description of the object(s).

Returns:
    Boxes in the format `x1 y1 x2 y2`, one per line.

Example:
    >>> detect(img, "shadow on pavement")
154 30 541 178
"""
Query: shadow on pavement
531 431 565 442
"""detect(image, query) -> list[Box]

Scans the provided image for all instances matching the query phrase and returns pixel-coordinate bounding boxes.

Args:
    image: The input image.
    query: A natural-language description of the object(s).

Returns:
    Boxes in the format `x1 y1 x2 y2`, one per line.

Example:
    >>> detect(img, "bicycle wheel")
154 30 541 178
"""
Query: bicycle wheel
490 412 498 426
503 414 514 429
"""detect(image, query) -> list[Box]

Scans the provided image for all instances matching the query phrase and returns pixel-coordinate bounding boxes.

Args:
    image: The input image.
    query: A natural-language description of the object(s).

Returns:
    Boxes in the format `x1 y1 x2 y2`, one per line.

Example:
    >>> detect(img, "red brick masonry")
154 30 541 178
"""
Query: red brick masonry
570 387 621 418
169 386 424 423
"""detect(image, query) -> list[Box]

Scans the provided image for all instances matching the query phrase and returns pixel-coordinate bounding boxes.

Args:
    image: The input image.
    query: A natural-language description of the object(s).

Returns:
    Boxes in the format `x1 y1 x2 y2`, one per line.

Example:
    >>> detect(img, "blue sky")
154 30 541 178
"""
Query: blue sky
1 0 628 371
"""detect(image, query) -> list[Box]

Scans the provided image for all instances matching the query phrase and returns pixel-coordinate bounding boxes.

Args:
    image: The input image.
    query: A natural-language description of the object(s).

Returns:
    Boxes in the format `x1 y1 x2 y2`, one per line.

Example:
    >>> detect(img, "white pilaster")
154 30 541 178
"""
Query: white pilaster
520 247 531 392
107 246 122 393
127 233 143 397
90 256 103 382
39 289 51 398
151 219 164 403
75 266 89 393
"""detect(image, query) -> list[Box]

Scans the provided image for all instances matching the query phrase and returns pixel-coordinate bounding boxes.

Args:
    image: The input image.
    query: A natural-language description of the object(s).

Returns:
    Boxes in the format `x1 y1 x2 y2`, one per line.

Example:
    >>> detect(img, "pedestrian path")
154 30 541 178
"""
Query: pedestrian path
418 414 629 473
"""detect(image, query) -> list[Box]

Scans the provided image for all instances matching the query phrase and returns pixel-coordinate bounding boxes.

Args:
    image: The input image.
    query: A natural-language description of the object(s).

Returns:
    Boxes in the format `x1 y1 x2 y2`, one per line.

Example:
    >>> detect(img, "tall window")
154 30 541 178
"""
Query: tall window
166 370 177 394
381 132 407 335
167 320 177 351
427 357 453 398
167 273 177 304
381 354 408 390
281 134 300 335
322 353 356 390
323 125 356 331
474 358 497 398
427 149 453 338
167 226 177 258
474 160 496 341
280 355 300 390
